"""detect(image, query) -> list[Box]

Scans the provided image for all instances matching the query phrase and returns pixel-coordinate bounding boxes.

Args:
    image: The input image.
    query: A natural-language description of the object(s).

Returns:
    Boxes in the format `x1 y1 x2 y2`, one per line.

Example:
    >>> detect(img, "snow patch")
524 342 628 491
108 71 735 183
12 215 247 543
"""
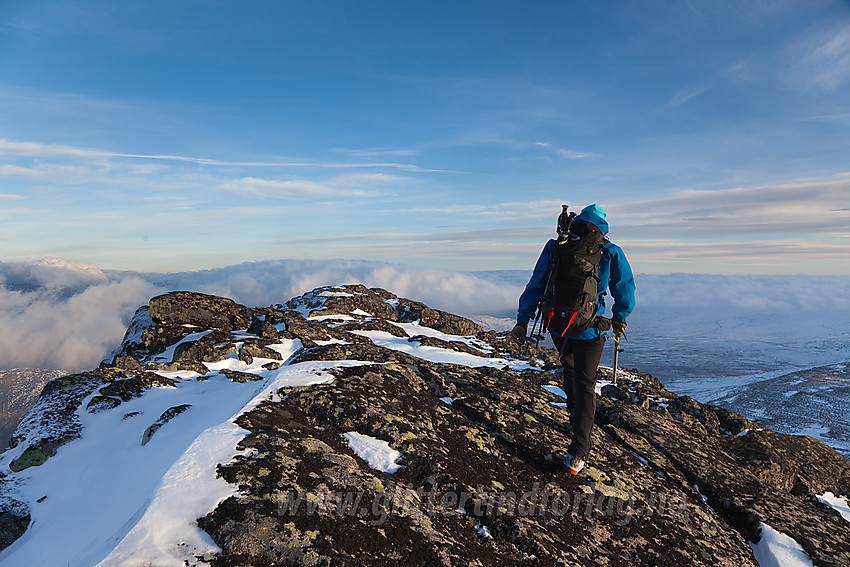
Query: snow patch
749 523 814 567
542 385 568 407
349 328 533 370
317 291 354 298
542 385 566 399
342 431 403 474
308 313 357 322
475 520 492 538
314 339 350 346
630 451 650 467
817 492 850 524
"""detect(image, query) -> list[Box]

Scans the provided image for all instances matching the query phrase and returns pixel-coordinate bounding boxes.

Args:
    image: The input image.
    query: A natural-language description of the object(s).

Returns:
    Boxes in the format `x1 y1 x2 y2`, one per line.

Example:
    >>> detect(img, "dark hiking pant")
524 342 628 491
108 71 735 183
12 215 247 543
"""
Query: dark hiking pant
551 334 606 461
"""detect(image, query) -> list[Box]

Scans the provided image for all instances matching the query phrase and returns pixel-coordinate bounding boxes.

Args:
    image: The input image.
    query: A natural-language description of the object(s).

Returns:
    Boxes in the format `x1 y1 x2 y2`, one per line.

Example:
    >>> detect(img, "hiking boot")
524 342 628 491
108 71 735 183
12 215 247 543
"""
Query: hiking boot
564 453 585 475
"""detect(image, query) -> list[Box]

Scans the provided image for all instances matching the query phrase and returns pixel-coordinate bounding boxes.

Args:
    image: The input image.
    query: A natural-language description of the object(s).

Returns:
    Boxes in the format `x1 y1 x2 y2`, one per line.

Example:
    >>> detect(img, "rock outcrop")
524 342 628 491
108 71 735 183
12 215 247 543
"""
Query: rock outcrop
1 286 848 566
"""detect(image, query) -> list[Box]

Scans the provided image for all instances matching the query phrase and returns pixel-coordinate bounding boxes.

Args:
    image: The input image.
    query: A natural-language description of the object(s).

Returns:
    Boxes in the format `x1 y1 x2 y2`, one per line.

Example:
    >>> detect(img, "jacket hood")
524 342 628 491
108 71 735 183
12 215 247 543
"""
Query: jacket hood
576 204 609 234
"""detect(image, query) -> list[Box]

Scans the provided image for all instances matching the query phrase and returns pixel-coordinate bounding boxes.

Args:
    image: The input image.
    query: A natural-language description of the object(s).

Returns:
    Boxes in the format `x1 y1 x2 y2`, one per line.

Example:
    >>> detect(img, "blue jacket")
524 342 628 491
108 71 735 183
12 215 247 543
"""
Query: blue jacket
516 205 635 340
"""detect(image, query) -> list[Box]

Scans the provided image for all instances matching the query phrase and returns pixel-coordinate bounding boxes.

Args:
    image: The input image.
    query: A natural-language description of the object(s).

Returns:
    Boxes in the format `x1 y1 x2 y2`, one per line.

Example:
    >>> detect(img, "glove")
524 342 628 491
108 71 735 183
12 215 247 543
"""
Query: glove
510 322 527 343
612 319 627 338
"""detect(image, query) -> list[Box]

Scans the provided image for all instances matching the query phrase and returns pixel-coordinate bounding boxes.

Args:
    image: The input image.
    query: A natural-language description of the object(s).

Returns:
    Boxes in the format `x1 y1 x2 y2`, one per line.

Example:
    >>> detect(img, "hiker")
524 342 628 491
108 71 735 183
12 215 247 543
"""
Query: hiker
512 204 635 475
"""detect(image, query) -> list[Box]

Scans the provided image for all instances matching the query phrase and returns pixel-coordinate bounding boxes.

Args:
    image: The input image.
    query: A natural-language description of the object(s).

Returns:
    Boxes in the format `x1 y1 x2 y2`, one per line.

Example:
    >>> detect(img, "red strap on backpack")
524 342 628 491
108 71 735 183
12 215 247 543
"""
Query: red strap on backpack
547 310 577 339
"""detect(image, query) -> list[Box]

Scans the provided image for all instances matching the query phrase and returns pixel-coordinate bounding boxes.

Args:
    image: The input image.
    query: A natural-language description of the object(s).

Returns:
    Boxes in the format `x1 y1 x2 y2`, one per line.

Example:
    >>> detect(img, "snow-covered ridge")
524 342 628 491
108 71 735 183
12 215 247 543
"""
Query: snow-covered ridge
0 285 546 565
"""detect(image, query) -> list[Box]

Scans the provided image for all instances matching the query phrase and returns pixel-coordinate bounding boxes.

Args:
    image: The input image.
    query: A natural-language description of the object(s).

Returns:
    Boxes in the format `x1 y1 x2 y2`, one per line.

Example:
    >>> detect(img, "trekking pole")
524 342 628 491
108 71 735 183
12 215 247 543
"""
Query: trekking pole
531 304 543 345
612 334 623 385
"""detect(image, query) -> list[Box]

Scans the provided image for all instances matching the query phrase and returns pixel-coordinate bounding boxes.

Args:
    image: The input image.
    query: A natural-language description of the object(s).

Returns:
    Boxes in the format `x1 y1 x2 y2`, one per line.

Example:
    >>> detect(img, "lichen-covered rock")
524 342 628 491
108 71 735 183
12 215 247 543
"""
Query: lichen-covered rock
220 369 264 383
0 499 29 551
396 299 482 336
201 359 760 567
339 318 410 338
277 310 336 347
172 340 232 364
149 291 251 331
98 372 177 402
247 312 282 340
597 397 850 565
6 373 106 471
725 429 850 496
86 395 122 414
3 284 848 564
111 355 143 372
316 285 399 321
141 404 192 446
407 335 490 357
143 360 209 375
198 286 849 566
139 324 198 356
238 342 283 362
667 396 722 435
9 440 67 472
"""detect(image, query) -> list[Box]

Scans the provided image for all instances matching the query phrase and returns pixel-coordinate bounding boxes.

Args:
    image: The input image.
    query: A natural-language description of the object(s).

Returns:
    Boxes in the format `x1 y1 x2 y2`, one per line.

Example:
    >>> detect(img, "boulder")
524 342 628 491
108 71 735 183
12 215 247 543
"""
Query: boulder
98 372 177 402
141 404 192 446
396 299 482 336
148 291 251 331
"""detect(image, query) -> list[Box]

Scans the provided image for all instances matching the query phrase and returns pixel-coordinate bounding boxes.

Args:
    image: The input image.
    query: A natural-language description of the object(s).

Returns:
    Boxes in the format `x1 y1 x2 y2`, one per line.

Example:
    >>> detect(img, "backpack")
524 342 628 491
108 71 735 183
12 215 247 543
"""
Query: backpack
541 213 608 338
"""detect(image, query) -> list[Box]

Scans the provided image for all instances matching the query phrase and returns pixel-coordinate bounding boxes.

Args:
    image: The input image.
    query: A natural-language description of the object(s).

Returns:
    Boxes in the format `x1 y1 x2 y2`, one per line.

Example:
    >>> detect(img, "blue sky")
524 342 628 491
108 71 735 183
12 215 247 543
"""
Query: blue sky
1 0 849 274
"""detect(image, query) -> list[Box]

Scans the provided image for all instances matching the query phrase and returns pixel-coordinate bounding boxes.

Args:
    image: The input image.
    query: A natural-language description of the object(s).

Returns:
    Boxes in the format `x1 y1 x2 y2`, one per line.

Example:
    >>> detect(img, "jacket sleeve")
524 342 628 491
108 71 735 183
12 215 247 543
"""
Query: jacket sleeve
517 240 555 324
607 243 636 322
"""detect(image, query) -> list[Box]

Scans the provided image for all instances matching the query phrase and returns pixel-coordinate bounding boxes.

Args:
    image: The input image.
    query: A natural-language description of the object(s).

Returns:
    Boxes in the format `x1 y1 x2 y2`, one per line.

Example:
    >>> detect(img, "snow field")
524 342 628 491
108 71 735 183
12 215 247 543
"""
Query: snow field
0 338 375 567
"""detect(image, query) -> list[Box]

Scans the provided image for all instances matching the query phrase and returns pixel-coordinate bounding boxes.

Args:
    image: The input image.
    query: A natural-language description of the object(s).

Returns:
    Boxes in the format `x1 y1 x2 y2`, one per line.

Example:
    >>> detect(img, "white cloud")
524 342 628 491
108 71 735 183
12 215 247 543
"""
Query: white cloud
0 139 103 160
533 142 594 160
152 259 523 317
330 172 406 188
0 162 136 185
808 22 850 90
622 239 850 275
0 258 525 371
634 272 850 313
3 257 850 380
609 173 850 234
385 199 565 220
0 260 156 370
0 139 433 172
667 82 715 107
0 258 108 293
216 176 383 200
787 21 850 90
0 277 156 371
0 165 45 177
332 147 419 158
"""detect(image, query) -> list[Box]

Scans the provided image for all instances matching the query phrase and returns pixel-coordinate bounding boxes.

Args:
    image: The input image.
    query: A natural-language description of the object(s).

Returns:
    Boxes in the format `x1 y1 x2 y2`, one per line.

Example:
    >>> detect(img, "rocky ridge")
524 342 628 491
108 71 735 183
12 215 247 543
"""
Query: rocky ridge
0 285 848 566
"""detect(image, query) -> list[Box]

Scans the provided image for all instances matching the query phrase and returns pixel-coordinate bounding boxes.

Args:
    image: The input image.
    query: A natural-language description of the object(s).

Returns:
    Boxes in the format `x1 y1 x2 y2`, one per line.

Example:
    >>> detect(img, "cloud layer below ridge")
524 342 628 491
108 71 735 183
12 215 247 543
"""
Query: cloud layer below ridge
2 258 849 378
